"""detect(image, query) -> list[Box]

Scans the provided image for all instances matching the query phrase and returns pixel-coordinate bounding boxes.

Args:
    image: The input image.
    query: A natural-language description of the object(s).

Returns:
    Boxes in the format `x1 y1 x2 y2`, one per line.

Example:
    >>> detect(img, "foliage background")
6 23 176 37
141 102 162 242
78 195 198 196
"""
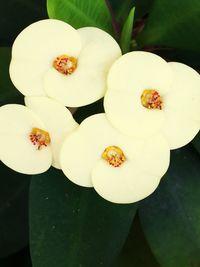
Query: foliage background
0 0 200 266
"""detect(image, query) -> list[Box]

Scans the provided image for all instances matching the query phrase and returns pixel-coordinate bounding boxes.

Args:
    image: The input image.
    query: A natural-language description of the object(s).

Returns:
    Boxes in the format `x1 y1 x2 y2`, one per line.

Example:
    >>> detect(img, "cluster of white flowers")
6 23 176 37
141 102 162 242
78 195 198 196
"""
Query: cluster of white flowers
0 19 200 204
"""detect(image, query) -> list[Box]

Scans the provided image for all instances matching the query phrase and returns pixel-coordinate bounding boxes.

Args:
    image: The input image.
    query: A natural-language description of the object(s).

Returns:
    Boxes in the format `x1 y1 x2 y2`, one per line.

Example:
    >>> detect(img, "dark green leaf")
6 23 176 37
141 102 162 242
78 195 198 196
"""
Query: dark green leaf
120 7 135 54
139 146 200 267
192 132 200 155
30 168 137 267
111 0 153 24
0 162 30 258
0 47 24 106
74 99 104 124
0 0 47 46
137 0 200 53
115 214 160 267
47 0 113 34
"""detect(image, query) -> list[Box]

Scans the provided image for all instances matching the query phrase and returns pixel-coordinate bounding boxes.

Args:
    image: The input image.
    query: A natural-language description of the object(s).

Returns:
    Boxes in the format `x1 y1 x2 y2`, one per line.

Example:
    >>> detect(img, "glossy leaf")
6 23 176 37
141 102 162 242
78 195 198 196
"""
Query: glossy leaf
115 214 160 267
110 0 153 23
120 7 135 54
0 162 30 258
30 168 137 267
47 0 113 34
192 131 200 155
137 0 200 53
139 146 200 267
0 47 24 105
0 0 47 46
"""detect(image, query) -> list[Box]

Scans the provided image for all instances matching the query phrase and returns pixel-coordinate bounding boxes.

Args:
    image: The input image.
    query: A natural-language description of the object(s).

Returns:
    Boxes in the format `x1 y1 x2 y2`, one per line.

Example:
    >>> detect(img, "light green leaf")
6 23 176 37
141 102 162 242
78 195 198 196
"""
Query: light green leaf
47 0 113 34
139 146 200 267
30 168 137 267
0 162 30 258
137 0 200 53
120 7 135 54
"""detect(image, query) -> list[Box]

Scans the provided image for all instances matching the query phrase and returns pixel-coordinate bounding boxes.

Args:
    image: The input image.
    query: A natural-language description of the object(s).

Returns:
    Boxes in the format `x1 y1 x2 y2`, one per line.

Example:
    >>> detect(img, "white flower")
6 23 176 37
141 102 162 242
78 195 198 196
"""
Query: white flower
104 51 200 149
9 19 121 107
0 97 78 174
60 113 170 204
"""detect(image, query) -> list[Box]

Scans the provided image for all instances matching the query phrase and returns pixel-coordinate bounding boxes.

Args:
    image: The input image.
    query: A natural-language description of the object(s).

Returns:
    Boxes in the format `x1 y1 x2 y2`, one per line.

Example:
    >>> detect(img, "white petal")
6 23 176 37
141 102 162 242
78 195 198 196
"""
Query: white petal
25 97 78 169
107 51 173 94
162 62 200 149
60 113 170 204
92 135 170 204
60 113 143 187
0 104 52 174
10 19 81 96
104 89 165 138
44 27 121 107
104 51 172 137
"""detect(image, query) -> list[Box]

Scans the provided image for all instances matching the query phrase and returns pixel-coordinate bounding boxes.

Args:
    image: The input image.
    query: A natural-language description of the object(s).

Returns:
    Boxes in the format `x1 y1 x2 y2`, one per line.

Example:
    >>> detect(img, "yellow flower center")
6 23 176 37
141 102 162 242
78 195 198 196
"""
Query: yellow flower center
53 54 77 75
141 89 162 110
102 146 126 167
29 128 51 150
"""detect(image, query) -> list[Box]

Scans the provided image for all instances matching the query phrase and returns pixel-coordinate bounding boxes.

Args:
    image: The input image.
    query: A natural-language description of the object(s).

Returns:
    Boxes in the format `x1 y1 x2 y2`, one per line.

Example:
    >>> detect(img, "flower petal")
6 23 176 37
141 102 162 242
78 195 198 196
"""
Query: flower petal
104 51 172 137
60 113 170 204
44 27 121 107
162 62 200 149
25 96 78 169
92 134 169 204
104 89 165 138
0 104 52 174
107 51 172 94
10 19 81 96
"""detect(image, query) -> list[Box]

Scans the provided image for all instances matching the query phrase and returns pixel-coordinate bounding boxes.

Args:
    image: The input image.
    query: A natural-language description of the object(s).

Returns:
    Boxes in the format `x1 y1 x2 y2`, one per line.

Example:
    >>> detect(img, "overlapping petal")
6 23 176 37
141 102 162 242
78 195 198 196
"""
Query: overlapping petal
10 19 121 107
104 51 173 138
104 51 200 149
60 113 170 203
25 96 78 168
0 104 52 174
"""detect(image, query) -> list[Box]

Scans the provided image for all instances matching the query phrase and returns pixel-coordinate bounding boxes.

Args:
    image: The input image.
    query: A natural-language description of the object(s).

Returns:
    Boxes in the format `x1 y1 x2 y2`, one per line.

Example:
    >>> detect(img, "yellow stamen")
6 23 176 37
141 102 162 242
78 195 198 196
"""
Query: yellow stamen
141 89 162 110
53 54 77 75
29 128 51 150
102 146 126 167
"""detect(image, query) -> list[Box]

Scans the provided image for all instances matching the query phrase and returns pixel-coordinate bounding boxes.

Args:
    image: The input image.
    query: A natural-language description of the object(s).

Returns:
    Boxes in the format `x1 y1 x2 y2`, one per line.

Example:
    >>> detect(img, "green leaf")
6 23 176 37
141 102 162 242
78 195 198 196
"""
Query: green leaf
0 162 30 258
192 132 200 155
116 214 160 267
139 146 200 267
0 47 24 105
47 0 113 34
74 99 104 124
30 168 137 267
110 0 153 24
120 7 135 54
0 0 47 46
137 0 200 53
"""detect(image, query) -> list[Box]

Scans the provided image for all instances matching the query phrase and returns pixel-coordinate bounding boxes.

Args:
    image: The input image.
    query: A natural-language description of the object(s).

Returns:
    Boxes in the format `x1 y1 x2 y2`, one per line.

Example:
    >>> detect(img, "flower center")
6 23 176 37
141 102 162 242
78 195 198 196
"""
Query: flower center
141 89 162 110
102 146 126 167
53 54 77 75
29 128 51 150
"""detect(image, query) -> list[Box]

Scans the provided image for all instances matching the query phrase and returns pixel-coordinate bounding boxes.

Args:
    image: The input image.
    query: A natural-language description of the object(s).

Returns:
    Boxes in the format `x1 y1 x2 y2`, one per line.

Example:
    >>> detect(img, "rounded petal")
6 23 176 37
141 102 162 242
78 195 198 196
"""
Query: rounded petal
25 97 78 168
10 19 81 96
44 27 121 107
60 113 143 187
60 113 170 204
104 89 165 138
105 51 172 137
92 134 170 204
107 51 173 94
162 62 200 149
0 104 52 174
